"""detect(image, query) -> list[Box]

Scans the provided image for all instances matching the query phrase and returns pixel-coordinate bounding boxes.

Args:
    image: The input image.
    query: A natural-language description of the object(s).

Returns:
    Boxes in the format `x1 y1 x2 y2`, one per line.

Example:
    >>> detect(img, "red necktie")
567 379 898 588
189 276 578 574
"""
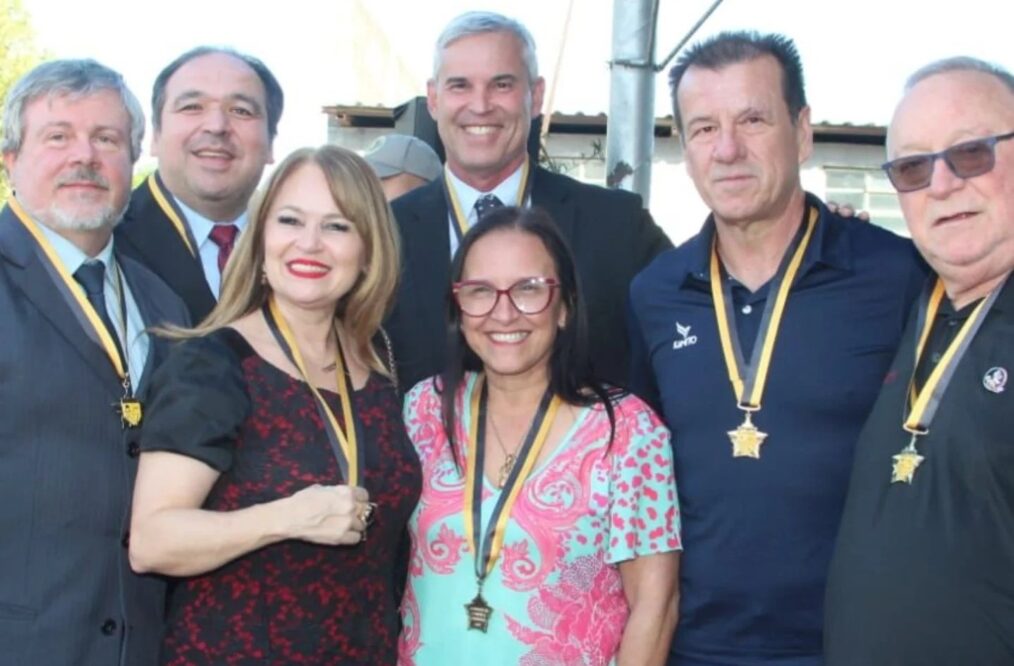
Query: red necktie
208 224 239 273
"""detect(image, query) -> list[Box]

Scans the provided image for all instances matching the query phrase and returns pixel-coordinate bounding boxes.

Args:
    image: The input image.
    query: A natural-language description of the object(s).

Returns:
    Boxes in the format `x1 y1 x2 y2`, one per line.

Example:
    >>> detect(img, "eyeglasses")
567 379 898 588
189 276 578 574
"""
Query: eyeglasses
452 277 560 317
881 130 1014 193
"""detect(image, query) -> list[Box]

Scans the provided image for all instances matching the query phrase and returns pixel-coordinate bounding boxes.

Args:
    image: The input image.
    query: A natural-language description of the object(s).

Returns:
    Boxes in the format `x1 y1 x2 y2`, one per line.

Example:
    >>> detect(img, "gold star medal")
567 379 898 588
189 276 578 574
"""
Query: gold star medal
891 445 924 484
729 411 768 458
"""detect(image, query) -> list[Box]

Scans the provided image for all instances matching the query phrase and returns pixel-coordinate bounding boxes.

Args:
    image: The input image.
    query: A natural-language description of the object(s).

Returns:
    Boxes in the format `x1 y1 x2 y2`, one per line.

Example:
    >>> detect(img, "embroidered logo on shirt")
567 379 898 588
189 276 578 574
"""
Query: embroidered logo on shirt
672 322 698 350
983 366 1007 394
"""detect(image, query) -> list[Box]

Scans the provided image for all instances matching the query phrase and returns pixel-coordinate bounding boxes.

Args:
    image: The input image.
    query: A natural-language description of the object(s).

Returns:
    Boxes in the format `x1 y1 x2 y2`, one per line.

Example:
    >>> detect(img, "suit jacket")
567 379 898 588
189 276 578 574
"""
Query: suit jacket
116 171 217 324
387 166 672 390
0 205 189 665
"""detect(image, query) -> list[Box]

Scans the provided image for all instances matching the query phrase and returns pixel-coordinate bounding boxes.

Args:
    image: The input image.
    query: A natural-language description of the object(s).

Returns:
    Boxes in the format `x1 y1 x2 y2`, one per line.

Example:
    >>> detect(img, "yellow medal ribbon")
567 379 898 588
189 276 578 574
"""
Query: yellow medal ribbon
462 375 560 631
146 173 196 257
443 157 531 241
710 207 818 457
8 197 126 379
891 277 1003 484
263 297 360 486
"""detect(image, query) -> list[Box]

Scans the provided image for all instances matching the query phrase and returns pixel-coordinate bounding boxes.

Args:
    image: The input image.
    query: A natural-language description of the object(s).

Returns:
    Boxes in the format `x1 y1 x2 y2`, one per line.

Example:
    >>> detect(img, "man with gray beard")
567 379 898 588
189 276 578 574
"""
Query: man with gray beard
0 59 187 665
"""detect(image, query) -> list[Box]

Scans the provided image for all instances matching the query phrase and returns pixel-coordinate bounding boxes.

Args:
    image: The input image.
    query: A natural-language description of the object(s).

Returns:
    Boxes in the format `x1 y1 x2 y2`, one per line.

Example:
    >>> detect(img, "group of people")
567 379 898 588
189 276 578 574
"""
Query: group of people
0 7 1010 666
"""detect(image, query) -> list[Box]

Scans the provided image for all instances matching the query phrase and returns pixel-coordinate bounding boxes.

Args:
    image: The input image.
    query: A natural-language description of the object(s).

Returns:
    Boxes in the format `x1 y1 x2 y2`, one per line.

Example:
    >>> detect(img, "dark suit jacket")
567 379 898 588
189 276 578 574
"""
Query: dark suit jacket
0 205 189 665
386 166 672 390
116 171 217 324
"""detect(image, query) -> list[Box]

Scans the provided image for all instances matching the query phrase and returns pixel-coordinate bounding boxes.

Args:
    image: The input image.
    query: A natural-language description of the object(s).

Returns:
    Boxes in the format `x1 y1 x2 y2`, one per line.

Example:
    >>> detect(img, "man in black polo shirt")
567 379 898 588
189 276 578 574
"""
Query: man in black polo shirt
825 57 1014 665
628 32 928 665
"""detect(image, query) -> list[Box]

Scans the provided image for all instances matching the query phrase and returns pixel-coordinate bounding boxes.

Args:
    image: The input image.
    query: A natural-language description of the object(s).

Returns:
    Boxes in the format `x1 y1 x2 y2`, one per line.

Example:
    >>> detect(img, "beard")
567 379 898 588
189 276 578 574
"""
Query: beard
22 166 127 232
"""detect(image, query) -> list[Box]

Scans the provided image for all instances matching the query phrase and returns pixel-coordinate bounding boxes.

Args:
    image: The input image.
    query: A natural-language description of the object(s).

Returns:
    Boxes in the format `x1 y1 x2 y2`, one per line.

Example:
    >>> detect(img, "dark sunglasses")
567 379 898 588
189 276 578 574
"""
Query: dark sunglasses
881 131 1014 193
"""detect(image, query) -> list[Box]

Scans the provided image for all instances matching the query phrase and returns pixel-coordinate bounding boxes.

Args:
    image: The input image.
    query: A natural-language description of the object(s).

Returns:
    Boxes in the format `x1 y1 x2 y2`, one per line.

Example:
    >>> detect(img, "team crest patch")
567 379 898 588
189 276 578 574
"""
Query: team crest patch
983 367 1007 394
672 322 698 350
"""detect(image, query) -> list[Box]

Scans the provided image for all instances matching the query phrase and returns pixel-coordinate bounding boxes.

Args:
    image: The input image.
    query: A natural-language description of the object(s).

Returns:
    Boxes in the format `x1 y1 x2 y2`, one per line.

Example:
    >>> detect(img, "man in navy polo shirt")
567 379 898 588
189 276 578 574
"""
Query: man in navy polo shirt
628 32 928 665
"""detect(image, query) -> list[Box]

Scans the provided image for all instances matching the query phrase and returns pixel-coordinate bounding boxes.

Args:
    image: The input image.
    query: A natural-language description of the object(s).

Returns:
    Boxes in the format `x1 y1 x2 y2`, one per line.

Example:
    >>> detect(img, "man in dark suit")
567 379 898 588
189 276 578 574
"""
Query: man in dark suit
116 46 283 323
387 11 671 390
0 59 188 664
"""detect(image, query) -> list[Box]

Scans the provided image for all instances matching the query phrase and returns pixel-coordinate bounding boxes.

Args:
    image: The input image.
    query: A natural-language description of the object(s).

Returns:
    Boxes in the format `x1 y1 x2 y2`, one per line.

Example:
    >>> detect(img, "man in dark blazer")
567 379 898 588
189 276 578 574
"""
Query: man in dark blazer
0 60 188 665
116 46 283 324
387 11 671 390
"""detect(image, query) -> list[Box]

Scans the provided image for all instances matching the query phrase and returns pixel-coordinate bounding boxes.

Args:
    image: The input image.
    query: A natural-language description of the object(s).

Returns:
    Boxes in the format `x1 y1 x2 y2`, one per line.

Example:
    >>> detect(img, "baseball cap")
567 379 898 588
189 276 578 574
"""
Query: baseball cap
363 134 443 181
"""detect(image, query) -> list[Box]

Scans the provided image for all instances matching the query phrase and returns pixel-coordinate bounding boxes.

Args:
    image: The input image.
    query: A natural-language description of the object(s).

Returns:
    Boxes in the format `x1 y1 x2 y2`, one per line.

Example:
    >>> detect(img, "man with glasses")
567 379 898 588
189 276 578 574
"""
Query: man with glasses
627 31 928 665
825 57 1014 666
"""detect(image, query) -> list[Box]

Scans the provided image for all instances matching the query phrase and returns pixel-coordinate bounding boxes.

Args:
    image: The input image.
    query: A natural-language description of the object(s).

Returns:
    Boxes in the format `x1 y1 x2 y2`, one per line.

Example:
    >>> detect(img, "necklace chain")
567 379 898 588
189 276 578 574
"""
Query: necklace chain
488 412 524 489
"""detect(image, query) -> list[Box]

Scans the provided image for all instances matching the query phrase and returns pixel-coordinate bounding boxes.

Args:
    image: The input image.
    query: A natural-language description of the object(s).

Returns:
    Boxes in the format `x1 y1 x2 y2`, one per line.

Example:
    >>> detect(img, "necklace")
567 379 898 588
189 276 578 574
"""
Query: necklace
487 412 523 489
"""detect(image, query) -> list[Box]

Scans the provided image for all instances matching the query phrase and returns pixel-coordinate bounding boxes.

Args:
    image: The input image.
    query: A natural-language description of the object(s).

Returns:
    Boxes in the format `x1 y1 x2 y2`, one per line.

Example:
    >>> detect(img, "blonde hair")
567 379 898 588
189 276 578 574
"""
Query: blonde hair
165 145 401 377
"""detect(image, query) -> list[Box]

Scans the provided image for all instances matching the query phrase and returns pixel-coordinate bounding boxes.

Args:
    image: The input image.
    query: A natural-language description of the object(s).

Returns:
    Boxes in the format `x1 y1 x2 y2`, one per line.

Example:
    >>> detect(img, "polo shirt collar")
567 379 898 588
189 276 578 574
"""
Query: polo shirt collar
680 191 854 287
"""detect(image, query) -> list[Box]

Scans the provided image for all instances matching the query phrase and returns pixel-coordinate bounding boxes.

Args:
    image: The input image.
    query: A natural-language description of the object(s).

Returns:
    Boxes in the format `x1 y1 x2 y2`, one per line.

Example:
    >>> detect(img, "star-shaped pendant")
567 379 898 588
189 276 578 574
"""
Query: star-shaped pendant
729 413 768 459
891 449 924 484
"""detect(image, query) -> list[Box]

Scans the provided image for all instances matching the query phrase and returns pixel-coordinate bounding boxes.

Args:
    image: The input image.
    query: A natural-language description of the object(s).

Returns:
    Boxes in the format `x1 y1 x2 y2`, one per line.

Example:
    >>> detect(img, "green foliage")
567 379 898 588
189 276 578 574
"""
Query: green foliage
0 0 45 201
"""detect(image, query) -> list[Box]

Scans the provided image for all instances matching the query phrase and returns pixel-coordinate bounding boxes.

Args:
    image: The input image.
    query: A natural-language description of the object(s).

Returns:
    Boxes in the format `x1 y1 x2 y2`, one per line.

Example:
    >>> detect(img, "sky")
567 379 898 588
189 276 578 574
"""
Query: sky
19 0 1013 166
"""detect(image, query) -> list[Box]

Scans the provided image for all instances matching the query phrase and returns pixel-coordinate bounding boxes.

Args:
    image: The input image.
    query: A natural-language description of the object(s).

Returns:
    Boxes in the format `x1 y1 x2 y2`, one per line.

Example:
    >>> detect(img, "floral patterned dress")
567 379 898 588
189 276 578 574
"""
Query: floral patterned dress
398 373 681 665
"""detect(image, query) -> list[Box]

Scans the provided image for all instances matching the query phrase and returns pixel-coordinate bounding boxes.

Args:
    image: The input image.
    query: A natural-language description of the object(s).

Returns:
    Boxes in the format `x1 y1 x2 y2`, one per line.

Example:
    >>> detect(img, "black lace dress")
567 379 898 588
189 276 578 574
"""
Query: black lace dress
139 328 421 665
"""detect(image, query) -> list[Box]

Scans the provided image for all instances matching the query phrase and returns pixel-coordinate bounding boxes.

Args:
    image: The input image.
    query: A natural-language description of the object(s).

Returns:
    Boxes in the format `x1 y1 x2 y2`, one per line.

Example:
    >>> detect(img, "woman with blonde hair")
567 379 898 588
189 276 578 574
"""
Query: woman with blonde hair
129 145 421 664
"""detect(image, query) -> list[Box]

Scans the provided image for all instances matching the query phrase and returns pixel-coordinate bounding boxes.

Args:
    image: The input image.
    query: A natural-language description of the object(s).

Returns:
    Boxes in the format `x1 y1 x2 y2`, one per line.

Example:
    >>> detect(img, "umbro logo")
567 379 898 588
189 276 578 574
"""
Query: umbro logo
672 322 698 350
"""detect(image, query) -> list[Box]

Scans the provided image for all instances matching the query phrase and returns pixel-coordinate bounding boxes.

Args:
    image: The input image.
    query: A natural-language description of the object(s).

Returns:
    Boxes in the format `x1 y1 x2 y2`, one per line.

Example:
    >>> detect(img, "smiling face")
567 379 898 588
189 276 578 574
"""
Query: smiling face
4 89 133 242
262 162 365 314
151 52 274 222
458 227 565 386
427 30 544 191
888 69 1014 291
677 55 812 228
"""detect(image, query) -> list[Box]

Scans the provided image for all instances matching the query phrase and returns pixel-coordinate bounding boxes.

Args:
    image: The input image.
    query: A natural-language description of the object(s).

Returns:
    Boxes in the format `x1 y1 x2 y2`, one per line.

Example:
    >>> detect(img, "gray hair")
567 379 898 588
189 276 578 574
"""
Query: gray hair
2 59 145 162
905 56 1014 95
432 11 539 84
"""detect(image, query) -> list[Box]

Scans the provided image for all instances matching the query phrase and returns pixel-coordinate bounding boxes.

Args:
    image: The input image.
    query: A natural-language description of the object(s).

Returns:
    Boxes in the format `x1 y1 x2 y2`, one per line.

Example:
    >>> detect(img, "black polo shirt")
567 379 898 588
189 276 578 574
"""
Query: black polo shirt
825 275 1014 666
629 194 928 665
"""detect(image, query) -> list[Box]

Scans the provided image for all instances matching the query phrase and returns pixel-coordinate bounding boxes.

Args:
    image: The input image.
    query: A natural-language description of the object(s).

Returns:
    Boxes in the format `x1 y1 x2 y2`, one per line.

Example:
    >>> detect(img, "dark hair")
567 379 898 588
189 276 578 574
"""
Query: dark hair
668 31 807 134
151 46 284 139
437 206 618 466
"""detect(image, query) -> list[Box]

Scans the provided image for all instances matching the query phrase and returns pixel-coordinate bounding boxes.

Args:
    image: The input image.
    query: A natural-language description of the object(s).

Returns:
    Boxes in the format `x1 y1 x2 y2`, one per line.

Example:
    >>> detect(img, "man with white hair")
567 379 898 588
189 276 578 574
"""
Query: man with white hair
825 56 1014 665
386 10 671 390
0 59 187 664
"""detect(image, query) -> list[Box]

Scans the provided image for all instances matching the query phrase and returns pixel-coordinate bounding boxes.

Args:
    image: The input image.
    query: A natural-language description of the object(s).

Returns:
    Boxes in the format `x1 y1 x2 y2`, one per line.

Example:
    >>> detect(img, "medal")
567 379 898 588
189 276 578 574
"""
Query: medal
729 410 767 458
9 197 141 427
710 207 818 458
465 588 494 632
462 376 560 632
893 278 1003 484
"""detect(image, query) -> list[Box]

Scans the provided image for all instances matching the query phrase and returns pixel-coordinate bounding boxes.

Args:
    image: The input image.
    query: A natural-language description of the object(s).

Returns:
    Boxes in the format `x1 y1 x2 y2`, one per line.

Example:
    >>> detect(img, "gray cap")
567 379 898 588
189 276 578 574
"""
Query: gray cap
363 134 443 181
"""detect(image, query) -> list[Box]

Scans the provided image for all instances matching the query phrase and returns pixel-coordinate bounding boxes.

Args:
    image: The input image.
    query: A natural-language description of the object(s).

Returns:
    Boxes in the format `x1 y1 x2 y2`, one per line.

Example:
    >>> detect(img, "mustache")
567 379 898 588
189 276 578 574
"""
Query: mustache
56 167 110 189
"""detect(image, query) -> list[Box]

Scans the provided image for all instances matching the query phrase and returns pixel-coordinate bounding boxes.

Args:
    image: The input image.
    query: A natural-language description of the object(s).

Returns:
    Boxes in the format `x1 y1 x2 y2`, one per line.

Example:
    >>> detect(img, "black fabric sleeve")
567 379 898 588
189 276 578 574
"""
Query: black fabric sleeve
139 328 252 472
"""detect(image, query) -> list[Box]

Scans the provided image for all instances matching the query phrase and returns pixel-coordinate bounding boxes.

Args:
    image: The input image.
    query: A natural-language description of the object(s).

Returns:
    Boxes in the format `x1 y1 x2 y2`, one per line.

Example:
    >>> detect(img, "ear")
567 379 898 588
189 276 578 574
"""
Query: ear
530 76 546 118
796 105 814 165
426 79 439 117
2 151 17 179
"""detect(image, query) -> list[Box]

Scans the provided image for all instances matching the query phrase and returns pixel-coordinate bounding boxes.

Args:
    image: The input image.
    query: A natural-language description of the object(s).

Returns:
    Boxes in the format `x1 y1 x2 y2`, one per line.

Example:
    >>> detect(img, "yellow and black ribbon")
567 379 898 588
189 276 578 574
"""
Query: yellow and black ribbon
262 298 363 486
905 276 1002 435
9 197 129 381
463 375 560 584
146 172 198 258
442 157 533 243
710 207 818 412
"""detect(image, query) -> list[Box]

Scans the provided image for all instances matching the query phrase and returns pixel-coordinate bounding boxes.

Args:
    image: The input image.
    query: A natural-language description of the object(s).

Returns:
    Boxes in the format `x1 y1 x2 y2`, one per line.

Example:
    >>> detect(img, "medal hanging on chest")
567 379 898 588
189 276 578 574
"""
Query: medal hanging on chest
892 278 1002 484
710 207 818 458
9 197 142 429
462 376 560 632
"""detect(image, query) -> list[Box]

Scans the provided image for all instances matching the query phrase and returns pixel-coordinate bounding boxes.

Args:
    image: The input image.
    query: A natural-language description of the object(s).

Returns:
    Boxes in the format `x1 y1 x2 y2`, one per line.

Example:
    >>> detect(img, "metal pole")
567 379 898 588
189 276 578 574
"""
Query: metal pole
606 0 657 201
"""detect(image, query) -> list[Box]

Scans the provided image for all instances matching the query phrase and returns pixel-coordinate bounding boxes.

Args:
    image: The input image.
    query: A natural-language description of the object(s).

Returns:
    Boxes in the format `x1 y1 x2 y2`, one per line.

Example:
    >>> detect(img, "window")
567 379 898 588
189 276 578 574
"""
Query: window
824 167 907 235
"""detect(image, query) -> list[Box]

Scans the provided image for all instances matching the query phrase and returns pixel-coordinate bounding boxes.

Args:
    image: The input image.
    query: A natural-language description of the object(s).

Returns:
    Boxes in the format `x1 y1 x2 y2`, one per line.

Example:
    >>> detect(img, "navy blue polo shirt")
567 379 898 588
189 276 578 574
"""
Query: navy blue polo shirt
628 195 928 666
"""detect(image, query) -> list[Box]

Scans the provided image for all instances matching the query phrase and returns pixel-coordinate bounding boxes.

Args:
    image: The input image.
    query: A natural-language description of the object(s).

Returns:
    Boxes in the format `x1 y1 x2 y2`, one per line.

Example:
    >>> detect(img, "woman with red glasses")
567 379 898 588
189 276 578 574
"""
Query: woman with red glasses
398 206 681 665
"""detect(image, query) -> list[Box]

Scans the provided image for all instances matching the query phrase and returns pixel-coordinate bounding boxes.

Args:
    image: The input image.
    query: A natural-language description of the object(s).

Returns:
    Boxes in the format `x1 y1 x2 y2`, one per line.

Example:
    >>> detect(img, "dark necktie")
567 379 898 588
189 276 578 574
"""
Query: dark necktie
209 224 239 273
74 261 125 363
474 194 504 221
